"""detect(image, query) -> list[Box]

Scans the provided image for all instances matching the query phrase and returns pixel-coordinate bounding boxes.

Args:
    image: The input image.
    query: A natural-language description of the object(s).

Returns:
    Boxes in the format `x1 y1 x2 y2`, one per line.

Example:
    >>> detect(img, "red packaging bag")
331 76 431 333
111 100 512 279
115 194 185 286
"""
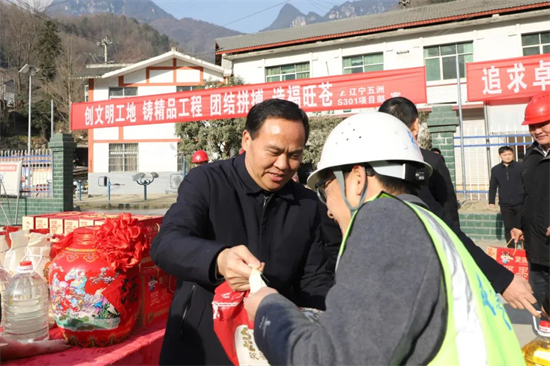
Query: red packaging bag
486 241 529 281
213 269 269 366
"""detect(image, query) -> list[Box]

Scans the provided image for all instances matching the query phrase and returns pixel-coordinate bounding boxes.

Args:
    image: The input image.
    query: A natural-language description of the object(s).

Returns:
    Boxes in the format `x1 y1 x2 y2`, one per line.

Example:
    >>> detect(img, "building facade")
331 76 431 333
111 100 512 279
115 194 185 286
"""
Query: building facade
216 0 549 199
80 49 230 195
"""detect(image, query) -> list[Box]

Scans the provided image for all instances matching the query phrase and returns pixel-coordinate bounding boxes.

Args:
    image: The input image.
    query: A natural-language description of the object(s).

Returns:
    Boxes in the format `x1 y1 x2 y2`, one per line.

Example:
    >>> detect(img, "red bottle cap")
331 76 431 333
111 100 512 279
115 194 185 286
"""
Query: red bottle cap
19 261 33 266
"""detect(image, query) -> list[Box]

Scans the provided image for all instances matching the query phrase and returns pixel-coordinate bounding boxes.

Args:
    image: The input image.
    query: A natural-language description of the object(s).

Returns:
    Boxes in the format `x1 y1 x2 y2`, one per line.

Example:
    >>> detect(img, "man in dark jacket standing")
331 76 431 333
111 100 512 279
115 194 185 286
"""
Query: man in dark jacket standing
378 97 460 228
488 146 524 247
512 93 550 307
151 99 333 365
377 97 538 317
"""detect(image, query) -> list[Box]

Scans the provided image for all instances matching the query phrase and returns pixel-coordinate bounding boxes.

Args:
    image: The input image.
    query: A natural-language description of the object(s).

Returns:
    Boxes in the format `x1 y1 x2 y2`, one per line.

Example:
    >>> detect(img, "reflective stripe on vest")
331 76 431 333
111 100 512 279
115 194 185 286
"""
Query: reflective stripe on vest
337 193 524 365
407 203 487 365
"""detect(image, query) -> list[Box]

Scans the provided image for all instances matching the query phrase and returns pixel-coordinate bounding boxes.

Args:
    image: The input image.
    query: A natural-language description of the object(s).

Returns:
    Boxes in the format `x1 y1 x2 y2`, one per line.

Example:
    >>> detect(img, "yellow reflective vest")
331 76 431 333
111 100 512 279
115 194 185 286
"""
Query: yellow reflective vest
338 193 525 365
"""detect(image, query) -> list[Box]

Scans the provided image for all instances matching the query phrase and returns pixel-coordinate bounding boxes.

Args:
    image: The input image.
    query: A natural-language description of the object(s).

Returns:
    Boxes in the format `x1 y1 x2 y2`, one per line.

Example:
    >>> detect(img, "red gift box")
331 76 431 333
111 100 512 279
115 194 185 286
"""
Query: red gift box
137 257 175 327
487 245 529 281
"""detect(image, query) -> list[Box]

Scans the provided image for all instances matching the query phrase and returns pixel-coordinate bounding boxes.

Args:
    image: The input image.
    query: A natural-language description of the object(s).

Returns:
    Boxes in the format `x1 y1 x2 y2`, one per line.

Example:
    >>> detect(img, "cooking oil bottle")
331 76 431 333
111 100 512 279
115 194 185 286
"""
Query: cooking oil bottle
522 318 550 366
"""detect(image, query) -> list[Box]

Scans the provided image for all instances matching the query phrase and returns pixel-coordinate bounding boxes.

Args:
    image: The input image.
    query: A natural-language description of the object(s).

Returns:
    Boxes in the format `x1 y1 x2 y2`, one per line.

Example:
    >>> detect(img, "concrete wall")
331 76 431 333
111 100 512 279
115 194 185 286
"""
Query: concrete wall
0 134 75 226
459 212 505 242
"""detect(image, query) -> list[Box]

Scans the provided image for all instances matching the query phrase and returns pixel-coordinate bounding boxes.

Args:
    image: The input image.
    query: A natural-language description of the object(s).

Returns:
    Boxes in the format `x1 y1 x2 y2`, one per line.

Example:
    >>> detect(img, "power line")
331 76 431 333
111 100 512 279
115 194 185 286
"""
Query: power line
183 0 290 42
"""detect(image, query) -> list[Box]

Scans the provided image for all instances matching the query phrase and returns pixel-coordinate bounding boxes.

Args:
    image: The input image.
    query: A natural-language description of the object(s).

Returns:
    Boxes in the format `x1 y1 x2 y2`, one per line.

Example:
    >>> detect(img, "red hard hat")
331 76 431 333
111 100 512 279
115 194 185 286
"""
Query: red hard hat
522 93 550 125
192 150 208 163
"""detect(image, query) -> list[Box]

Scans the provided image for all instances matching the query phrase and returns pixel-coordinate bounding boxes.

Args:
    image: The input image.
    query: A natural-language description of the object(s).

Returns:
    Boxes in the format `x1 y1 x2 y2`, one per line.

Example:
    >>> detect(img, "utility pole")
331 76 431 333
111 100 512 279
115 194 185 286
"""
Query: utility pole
97 36 113 64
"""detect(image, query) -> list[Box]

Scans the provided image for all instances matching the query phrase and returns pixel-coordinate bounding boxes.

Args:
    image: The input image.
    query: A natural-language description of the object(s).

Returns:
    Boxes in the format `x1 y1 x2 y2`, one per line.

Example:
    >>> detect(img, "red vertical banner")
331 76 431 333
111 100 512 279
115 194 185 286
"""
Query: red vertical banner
70 67 427 130
467 53 550 102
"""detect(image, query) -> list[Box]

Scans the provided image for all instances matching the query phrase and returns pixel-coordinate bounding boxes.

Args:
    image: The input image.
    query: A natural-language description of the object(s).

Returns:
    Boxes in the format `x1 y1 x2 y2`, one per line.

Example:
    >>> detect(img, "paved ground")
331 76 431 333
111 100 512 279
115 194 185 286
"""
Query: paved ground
75 193 177 211
75 194 537 346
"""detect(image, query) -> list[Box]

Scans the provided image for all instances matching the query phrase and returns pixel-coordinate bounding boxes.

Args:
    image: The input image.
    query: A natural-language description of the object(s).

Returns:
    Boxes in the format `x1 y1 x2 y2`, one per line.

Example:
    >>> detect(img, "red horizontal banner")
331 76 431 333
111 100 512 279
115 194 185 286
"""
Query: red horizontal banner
467 53 550 102
70 67 427 130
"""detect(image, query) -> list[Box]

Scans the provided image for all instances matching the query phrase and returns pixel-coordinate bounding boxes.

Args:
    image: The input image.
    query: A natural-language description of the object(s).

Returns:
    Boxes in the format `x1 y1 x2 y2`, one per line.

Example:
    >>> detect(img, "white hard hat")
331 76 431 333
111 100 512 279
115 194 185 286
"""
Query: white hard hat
307 112 432 190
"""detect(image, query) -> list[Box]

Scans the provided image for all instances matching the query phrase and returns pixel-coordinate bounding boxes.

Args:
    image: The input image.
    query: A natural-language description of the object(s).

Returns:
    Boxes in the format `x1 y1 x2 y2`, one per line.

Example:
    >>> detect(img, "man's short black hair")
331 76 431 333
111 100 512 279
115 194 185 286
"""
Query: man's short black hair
378 97 418 128
245 99 310 143
498 146 513 155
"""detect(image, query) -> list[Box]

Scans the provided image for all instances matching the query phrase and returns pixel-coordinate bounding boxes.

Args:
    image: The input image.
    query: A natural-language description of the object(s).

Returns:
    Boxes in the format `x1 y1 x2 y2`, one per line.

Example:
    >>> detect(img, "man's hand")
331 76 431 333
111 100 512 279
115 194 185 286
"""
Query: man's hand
0 338 71 360
510 228 524 243
502 274 540 318
489 204 495 209
546 226 550 237
217 245 264 291
244 286 279 321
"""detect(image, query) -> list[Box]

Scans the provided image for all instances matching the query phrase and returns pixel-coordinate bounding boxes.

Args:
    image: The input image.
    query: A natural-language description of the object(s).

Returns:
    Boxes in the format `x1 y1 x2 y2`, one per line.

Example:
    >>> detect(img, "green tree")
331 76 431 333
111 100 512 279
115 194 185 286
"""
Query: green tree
303 114 344 167
175 77 247 168
36 21 62 81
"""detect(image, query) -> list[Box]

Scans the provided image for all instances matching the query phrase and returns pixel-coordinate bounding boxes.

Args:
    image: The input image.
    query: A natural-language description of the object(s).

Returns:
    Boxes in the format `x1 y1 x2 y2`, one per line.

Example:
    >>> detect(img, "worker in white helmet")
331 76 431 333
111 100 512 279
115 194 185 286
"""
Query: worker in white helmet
244 112 523 365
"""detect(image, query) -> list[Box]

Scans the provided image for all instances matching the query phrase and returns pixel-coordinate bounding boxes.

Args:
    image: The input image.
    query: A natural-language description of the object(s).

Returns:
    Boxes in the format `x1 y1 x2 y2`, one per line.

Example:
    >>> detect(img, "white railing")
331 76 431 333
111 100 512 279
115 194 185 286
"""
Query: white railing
0 149 53 198
454 125 533 201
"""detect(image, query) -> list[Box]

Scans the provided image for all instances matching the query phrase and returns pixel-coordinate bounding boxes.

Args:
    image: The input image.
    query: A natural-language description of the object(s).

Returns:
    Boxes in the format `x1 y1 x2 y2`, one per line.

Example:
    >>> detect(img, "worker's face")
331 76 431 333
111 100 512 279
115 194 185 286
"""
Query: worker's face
242 118 305 192
529 120 550 149
499 150 514 164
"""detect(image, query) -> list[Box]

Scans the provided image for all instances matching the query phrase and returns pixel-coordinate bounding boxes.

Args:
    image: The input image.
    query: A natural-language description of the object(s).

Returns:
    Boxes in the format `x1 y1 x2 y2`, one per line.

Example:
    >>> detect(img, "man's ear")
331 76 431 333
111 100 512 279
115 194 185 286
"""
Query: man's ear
351 165 367 196
242 130 251 151
411 118 420 141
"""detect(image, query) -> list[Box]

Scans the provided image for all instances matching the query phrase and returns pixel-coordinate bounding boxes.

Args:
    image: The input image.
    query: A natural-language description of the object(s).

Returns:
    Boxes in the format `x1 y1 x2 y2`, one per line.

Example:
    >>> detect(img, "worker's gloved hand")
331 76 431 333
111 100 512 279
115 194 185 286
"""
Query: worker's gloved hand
217 245 265 291
502 274 539 318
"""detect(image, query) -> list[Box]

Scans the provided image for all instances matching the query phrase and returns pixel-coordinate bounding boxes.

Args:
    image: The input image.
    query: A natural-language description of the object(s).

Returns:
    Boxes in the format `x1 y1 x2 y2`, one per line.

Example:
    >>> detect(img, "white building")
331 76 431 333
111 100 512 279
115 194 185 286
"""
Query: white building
79 49 231 195
216 0 549 198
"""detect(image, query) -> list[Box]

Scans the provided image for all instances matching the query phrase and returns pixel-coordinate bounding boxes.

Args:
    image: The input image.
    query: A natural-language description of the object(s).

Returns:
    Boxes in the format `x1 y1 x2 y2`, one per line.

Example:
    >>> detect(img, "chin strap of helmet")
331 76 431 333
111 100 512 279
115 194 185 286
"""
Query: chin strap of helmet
333 167 370 215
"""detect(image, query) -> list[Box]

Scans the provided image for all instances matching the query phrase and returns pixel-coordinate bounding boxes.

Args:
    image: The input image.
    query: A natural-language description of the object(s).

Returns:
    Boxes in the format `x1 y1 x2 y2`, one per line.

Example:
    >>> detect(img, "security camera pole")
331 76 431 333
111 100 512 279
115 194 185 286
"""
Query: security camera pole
133 172 159 201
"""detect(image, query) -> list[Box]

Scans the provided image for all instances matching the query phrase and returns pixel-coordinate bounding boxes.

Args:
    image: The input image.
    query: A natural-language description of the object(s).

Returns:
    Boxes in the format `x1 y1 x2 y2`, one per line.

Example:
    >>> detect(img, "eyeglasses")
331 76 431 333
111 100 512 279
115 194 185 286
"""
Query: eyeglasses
315 176 335 205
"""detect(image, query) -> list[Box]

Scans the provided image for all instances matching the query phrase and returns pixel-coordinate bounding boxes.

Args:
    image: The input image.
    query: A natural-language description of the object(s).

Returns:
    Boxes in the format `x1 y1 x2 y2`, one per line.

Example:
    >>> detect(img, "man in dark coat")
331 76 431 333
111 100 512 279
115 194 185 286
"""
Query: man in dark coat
488 146 525 246
151 99 333 365
512 93 550 307
379 97 459 228
375 97 538 316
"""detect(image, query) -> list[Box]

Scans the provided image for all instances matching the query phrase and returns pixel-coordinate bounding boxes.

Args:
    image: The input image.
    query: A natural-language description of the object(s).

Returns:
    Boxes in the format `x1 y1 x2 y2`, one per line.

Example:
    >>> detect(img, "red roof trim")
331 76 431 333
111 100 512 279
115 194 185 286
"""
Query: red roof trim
217 3 550 55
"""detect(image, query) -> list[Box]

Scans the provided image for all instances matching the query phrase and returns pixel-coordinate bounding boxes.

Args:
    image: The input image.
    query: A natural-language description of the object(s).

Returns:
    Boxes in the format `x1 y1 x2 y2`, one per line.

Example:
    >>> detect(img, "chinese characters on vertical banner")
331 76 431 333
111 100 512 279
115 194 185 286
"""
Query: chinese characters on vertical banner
467 53 550 101
70 67 427 130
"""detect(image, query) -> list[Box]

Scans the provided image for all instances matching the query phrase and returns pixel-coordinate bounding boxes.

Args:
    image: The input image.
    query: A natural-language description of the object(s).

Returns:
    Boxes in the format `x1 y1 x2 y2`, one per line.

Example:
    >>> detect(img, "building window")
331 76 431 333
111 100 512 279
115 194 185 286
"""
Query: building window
343 53 383 74
177 86 196 92
108 87 138 99
424 42 473 81
522 32 550 56
266 62 309 82
109 143 138 172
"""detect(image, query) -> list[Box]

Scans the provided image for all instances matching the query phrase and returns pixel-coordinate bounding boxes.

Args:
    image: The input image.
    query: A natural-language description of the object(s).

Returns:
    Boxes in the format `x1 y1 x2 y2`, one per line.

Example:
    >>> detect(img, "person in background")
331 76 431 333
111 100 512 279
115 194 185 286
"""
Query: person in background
488 146 524 247
379 97 459 228
430 147 442 155
191 150 209 167
376 97 538 316
151 99 332 365
245 112 524 365
511 93 550 308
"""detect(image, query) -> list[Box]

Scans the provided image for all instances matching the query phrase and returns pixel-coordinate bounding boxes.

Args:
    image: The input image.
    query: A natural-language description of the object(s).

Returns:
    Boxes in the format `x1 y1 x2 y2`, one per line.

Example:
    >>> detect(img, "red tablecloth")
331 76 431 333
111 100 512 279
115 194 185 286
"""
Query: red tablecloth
5 322 165 366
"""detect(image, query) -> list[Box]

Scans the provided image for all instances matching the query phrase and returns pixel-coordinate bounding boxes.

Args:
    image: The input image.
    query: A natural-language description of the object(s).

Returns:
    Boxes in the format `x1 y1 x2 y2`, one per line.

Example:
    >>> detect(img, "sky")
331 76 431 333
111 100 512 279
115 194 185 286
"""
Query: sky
151 0 349 33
